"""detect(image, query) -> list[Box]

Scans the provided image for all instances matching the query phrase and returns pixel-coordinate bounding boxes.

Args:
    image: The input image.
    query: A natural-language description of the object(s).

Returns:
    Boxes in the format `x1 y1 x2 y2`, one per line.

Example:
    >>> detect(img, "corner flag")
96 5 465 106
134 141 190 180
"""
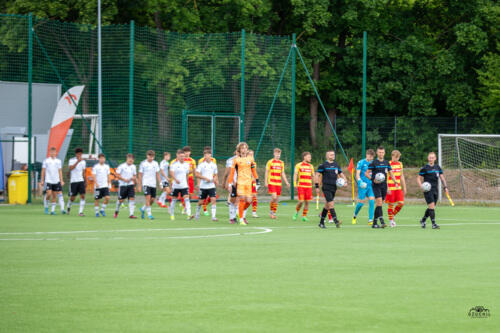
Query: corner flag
347 158 355 206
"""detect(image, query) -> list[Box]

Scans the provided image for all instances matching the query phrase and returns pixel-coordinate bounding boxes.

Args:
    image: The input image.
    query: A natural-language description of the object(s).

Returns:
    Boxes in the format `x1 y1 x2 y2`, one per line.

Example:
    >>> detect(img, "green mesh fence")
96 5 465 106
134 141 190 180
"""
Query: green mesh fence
0 14 294 175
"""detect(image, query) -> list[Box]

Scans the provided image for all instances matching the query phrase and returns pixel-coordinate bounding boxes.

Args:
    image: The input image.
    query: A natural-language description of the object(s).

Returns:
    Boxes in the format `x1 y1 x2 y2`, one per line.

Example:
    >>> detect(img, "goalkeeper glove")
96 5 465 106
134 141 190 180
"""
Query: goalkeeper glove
255 179 261 190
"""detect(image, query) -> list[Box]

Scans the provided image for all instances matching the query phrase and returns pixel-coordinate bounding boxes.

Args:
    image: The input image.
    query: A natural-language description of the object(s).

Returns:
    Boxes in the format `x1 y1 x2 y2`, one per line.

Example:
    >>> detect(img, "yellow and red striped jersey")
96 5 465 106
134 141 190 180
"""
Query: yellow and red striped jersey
295 162 314 188
266 159 285 186
198 157 216 165
388 161 402 190
171 157 196 179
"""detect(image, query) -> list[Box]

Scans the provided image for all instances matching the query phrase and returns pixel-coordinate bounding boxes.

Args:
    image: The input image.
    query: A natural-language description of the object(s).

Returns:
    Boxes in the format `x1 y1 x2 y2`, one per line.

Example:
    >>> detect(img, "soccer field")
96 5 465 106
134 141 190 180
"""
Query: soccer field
0 202 499 332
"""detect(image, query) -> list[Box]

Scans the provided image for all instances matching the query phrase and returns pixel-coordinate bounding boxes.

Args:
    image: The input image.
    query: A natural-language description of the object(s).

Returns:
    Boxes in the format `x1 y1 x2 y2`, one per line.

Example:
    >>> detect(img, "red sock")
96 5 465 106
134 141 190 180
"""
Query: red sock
388 204 394 220
244 201 251 211
328 211 332 220
303 208 308 217
203 197 208 212
181 196 185 208
296 204 301 212
252 197 257 212
238 200 245 218
394 202 404 215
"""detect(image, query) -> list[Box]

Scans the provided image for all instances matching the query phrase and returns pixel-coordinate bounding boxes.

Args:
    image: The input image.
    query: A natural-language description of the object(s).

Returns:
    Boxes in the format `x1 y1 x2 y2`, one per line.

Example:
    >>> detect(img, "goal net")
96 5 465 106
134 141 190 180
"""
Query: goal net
438 134 500 201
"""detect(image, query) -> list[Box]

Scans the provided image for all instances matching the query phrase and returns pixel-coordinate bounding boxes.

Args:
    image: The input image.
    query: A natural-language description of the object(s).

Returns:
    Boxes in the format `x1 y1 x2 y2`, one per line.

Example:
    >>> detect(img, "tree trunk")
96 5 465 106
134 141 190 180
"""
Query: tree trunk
309 61 320 148
154 12 170 143
324 108 336 144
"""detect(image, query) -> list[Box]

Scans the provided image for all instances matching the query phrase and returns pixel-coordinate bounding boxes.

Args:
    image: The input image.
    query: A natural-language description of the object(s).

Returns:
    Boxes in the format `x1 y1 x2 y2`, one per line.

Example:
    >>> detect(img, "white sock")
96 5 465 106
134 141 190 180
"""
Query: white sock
94 205 99 213
67 200 72 209
211 205 216 218
142 205 146 211
51 202 56 212
229 203 234 219
159 192 166 204
129 200 135 216
101 203 107 211
196 205 201 217
79 200 85 214
58 194 65 211
115 200 121 211
147 206 152 216
44 196 48 208
170 199 176 216
185 199 191 216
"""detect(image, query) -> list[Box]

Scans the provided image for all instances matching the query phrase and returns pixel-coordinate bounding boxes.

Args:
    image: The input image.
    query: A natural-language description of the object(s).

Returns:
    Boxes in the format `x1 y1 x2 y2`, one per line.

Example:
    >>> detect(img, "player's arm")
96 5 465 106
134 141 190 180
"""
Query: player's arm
389 169 397 184
137 172 143 190
40 167 45 186
293 166 298 187
170 169 179 184
417 174 424 188
69 159 80 171
156 171 161 188
439 174 449 193
264 162 269 187
340 169 347 182
281 164 290 187
251 162 260 188
400 170 407 194
59 167 64 186
314 172 321 193
356 169 362 182
160 168 167 180
214 168 219 187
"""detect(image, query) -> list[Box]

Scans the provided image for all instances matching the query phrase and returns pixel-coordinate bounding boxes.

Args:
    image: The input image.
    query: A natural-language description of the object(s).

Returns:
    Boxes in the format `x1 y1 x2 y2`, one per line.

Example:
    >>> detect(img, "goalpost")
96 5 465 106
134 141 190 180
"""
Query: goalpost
438 134 500 201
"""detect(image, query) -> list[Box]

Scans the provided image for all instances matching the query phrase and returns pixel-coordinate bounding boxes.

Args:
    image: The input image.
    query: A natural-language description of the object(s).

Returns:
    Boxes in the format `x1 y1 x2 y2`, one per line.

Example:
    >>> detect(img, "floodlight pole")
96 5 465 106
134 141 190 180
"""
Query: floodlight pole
290 33 296 200
361 31 367 155
27 13 33 203
97 0 103 153
240 29 245 142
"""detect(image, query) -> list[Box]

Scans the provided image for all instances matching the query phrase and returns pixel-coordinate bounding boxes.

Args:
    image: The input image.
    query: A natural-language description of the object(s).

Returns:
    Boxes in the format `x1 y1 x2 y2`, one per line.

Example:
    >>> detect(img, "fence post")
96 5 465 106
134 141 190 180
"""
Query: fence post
129 20 134 154
361 31 367 155
394 115 397 149
27 13 33 203
290 33 296 200
240 29 245 142
454 116 458 134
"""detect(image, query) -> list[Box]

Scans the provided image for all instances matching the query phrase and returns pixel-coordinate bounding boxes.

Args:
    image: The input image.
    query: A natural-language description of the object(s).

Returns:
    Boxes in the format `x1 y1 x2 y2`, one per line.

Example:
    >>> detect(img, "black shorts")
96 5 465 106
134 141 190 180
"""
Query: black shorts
143 186 157 198
171 188 188 198
424 189 438 204
230 185 237 198
46 182 62 192
322 185 337 202
373 183 387 200
162 181 170 188
69 181 86 196
94 187 110 200
199 188 216 200
119 185 135 200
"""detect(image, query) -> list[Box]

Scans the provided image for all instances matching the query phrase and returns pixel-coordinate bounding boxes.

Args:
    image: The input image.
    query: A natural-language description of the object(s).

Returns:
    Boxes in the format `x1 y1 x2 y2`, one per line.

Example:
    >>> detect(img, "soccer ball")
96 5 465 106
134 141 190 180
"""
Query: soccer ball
421 182 432 192
374 173 386 183
336 178 346 187
359 181 367 189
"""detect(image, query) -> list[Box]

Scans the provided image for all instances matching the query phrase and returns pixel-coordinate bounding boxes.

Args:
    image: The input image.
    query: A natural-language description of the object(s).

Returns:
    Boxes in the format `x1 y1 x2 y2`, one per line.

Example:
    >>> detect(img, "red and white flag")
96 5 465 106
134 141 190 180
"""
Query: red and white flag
46 85 85 156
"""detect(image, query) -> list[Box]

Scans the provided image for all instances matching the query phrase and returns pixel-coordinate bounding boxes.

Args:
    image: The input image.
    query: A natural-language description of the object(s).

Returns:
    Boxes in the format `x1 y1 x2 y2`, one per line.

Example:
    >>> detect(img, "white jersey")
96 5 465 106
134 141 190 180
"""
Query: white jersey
116 162 136 186
42 157 62 184
92 163 110 189
170 160 190 189
68 157 86 183
139 160 160 188
160 160 170 181
196 160 218 189
226 156 238 183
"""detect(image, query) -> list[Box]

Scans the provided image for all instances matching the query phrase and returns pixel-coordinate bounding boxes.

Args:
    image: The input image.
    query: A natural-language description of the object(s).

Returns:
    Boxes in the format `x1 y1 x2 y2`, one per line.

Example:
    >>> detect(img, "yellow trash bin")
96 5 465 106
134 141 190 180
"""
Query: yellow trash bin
8 171 28 204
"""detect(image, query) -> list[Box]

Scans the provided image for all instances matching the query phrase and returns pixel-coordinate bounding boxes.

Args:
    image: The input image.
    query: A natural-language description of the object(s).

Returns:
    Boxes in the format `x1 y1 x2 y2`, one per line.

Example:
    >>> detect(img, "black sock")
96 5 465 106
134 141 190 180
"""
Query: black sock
329 208 337 222
421 209 429 222
429 209 436 224
374 206 380 223
320 208 328 224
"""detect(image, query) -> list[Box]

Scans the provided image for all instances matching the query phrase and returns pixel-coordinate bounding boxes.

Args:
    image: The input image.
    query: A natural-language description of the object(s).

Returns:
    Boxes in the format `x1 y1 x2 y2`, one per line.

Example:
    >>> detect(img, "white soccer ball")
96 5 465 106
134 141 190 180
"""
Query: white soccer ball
421 182 432 192
374 173 386 183
336 178 346 187
360 181 367 189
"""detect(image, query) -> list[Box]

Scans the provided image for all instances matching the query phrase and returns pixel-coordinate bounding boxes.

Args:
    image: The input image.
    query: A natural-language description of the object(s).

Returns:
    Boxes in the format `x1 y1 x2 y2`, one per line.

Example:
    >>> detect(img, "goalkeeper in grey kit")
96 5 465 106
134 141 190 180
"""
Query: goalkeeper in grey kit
417 152 450 229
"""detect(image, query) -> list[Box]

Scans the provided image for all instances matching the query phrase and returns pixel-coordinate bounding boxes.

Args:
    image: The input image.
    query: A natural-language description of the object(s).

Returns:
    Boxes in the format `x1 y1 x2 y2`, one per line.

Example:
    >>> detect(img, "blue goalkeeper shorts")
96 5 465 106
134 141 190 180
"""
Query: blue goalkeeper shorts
358 183 374 200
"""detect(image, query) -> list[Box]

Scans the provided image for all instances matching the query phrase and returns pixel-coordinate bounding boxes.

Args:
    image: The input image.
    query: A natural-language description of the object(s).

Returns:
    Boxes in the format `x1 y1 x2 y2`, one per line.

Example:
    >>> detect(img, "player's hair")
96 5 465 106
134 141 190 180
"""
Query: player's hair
126 153 134 159
248 149 254 154
302 151 311 159
176 149 185 155
146 150 155 156
366 149 375 156
163 151 170 157
391 150 401 157
203 146 211 151
182 146 191 152
98 153 105 158
377 146 385 151
428 151 437 157
75 147 83 154
236 142 248 153
49 147 57 151
204 148 212 154
326 150 335 154
274 148 281 153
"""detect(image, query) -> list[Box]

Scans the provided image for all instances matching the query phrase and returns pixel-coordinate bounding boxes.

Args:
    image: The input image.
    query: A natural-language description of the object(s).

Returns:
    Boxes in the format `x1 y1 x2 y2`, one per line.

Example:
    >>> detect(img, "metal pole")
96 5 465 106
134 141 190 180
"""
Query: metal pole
455 137 466 198
290 33 296 200
394 115 397 149
438 134 442 201
129 20 134 154
97 0 103 153
240 29 245 142
27 13 33 203
362 31 367 155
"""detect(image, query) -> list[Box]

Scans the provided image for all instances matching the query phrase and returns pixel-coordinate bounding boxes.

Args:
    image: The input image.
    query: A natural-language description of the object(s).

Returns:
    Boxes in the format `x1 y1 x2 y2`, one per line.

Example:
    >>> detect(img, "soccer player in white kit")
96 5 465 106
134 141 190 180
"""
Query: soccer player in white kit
92 153 111 217
40 146 65 215
195 148 219 221
223 150 239 224
157 151 171 208
66 147 86 216
114 153 138 219
138 150 161 220
169 149 192 220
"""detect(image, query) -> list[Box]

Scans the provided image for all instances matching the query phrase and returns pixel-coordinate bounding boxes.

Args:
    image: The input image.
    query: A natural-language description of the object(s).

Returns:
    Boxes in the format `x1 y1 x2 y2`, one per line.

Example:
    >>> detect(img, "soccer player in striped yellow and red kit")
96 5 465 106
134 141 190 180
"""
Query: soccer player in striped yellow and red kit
265 148 290 219
293 152 314 221
385 150 406 227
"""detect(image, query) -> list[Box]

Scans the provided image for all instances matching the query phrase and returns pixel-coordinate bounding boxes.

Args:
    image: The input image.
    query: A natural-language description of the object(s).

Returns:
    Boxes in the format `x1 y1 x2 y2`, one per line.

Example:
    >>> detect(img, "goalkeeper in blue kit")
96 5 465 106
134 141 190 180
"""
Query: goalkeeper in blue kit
352 149 376 225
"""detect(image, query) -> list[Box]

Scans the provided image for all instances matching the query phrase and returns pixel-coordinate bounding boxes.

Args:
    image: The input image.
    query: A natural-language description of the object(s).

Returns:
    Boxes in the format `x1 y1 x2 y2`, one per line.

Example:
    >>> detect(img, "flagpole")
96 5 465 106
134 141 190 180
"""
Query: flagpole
351 169 355 206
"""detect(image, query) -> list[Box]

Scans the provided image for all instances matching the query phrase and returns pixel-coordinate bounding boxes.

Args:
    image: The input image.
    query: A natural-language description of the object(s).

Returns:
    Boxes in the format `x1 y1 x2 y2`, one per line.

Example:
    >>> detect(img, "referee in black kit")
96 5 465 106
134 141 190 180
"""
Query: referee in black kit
315 150 348 229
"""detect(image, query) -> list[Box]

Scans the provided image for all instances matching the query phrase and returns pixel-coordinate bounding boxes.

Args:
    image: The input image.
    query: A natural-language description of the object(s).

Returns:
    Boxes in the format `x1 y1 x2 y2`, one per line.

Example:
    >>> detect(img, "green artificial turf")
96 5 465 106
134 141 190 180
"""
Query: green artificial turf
0 201 499 332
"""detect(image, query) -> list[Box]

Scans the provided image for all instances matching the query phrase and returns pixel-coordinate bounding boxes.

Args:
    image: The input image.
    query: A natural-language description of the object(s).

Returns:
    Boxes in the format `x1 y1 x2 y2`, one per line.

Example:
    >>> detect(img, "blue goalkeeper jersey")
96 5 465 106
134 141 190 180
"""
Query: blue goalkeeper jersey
356 159 372 184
